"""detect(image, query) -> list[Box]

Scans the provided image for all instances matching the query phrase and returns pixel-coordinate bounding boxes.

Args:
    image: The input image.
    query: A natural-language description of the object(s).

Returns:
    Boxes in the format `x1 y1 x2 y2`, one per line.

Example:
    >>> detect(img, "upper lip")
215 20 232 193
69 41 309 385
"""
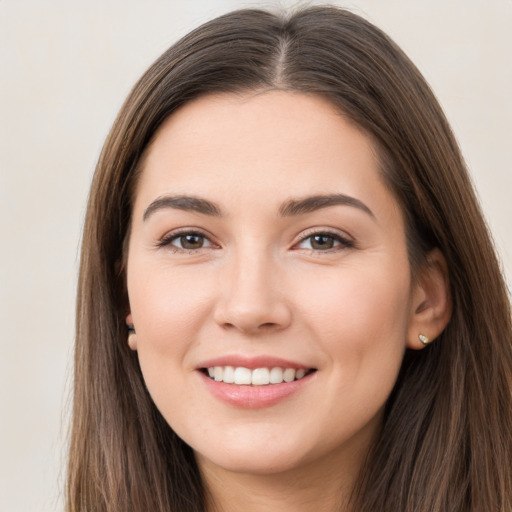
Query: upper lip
197 355 314 370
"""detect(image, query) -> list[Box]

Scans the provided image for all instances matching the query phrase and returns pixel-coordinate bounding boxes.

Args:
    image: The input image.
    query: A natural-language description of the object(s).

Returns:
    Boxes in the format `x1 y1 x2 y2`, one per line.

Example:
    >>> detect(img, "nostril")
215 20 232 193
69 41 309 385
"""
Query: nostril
214 299 292 334
220 322 237 330
220 321 278 332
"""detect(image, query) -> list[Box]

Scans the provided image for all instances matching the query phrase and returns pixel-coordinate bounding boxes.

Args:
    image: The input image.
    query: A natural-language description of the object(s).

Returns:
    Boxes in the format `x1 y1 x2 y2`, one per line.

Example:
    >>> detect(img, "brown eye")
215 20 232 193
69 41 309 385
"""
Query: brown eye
296 232 353 252
176 234 206 249
162 231 213 251
310 235 335 250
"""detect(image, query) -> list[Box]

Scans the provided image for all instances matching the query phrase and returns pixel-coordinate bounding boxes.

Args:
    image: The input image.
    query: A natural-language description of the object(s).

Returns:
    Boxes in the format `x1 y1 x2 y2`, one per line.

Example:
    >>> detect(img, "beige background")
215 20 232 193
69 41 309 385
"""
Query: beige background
0 1 510 511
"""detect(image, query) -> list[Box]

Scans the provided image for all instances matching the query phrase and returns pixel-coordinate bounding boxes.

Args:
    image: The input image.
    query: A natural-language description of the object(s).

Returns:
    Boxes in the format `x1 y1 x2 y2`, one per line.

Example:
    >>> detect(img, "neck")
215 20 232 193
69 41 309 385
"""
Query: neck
198 446 364 512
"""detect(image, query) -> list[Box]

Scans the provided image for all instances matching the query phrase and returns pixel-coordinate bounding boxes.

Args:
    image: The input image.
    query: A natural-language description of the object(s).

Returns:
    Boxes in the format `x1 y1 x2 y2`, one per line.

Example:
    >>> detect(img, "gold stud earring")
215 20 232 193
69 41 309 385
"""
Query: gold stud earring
418 333 430 345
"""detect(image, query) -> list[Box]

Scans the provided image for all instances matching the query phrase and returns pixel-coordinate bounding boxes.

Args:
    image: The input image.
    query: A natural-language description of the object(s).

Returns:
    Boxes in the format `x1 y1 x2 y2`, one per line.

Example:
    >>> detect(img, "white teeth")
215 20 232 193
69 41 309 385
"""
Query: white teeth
283 368 296 382
252 368 270 386
234 367 252 385
269 367 283 384
206 366 311 385
223 365 235 383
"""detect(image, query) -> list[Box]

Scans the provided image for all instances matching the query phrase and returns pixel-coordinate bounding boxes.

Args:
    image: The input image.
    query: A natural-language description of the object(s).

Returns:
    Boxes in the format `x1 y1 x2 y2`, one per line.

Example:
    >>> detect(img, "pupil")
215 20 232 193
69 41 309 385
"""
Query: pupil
181 234 203 249
312 235 333 250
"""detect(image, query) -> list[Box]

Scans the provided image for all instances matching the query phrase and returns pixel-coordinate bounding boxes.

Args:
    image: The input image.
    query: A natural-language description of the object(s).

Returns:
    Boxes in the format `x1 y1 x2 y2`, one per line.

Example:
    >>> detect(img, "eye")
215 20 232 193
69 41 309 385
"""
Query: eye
158 231 213 251
296 232 353 251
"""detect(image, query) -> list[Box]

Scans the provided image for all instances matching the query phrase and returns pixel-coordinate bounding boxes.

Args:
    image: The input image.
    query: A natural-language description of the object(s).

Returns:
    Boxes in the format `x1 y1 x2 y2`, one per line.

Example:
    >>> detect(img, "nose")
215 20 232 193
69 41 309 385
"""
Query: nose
213 250 292 335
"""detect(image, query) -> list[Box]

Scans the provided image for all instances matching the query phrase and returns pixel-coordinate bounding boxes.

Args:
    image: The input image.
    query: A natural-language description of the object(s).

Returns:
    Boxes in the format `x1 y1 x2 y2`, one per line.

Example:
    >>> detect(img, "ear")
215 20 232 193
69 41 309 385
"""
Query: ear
406 248 452 350
125 312 138 351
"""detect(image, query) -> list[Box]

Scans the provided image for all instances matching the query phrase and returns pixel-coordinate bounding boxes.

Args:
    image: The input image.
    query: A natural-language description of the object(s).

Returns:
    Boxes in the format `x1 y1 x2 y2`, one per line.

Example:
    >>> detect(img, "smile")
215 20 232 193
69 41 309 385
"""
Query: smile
205 366 315 385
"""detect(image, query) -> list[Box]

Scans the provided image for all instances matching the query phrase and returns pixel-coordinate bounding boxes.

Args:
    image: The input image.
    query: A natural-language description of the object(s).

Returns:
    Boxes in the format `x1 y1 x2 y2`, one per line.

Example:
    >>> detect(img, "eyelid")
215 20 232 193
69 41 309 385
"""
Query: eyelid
156 227 218 251
154 226 354 253
293 228 355 251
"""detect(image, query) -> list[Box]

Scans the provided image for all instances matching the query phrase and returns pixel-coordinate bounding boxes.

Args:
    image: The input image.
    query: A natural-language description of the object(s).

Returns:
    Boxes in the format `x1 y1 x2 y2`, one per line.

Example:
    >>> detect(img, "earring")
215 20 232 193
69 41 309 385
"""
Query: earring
418 333 430 345
127 323 137 350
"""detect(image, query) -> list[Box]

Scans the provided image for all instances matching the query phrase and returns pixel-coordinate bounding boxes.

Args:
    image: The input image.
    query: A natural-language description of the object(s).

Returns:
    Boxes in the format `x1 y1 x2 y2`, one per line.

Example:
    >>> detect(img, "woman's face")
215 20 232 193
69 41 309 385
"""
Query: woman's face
126 91 419 478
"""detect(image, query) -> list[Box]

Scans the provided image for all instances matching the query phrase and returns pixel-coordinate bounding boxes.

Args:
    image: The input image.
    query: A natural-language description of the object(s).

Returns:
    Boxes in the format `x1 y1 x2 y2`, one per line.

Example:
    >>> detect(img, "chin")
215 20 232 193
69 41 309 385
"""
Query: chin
195 445 308 476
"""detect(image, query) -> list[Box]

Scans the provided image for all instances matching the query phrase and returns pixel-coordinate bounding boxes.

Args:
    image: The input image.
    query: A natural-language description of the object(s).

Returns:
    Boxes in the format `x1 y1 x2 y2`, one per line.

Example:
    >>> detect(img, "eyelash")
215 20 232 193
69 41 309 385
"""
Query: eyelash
156 229 354 253
294 230 354 253
156 229 215 253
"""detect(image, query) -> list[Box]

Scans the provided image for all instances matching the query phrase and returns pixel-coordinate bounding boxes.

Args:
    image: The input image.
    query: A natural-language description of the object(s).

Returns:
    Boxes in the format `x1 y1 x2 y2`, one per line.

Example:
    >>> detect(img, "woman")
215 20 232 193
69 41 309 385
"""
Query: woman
67 6 512 512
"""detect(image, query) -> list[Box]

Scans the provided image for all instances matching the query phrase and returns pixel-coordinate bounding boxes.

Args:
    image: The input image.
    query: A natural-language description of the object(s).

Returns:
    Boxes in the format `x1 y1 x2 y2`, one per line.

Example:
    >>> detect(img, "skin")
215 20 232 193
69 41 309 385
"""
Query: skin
125 91 450 512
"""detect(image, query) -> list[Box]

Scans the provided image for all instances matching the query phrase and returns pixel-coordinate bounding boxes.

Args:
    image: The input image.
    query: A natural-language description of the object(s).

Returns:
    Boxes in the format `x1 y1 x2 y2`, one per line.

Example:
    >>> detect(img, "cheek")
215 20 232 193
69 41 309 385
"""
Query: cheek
128 262 213 334
295 266 411 450
126 262 217 395
300 258 411 330
297 261 412 386
126 267 213 423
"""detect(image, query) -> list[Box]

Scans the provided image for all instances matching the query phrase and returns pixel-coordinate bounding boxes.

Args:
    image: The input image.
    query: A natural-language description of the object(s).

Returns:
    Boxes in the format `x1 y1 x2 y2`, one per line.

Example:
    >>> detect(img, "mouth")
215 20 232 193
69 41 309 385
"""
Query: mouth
202 366 317 385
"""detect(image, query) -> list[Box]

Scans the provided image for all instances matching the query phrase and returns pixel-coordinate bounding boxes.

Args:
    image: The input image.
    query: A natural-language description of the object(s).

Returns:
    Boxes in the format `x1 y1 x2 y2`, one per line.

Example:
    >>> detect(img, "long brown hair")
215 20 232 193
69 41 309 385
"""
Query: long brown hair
67 6 512 511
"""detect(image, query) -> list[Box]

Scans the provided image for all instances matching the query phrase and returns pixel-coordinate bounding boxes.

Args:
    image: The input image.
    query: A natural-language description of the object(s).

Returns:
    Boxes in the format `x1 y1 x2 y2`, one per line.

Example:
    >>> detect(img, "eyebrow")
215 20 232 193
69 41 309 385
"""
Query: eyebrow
143 195 223 221
279 194 375 218
142 192 374 221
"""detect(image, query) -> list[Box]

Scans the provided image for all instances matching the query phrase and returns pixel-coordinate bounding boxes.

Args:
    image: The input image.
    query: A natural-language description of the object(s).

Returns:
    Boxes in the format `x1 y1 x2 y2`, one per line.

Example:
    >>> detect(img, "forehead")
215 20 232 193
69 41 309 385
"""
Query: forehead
133 91 400 225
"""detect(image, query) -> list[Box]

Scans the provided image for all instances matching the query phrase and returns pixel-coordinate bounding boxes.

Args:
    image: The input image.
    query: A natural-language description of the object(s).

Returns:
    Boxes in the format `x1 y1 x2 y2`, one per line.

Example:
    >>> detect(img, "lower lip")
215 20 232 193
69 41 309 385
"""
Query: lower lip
199 371 315 409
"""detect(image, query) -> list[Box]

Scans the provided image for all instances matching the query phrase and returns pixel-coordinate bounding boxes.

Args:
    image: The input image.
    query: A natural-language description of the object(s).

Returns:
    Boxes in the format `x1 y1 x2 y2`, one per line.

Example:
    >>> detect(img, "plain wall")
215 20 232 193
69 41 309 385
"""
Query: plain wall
0 1 510 510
